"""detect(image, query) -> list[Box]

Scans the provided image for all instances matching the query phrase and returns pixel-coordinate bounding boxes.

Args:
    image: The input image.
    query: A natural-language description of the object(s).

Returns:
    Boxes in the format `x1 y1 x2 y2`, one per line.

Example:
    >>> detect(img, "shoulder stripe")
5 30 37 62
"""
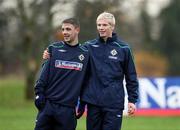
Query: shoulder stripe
79 45 88 52
113 42 129 48
85 39 97 45
49 41 64 48
113 42 135 62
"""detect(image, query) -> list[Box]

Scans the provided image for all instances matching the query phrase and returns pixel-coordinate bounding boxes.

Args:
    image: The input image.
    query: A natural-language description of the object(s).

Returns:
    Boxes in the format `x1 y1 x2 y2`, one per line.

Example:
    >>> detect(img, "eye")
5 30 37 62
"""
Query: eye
66 28 71 31
103 24 108 26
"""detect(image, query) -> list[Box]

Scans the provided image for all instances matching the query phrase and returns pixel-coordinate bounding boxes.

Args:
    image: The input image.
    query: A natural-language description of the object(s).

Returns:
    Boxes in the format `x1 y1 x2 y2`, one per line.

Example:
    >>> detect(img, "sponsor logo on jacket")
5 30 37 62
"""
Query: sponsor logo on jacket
55 60 83 71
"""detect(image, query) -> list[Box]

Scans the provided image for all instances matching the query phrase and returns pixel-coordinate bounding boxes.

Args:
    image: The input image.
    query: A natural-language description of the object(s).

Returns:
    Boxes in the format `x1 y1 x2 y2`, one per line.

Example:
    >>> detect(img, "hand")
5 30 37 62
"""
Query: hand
43 49 50 60
76 102 86 119
35 94 46 111
128 102 136 116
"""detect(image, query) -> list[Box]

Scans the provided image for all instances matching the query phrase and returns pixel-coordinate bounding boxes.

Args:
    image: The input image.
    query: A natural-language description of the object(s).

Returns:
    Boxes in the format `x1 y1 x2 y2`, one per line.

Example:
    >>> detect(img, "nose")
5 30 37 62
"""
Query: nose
62 30 68 35
98 25 104 30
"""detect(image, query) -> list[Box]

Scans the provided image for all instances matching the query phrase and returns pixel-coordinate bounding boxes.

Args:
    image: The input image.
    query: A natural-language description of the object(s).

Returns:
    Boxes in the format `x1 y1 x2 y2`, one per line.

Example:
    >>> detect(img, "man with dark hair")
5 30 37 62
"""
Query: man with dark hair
34 18 89 130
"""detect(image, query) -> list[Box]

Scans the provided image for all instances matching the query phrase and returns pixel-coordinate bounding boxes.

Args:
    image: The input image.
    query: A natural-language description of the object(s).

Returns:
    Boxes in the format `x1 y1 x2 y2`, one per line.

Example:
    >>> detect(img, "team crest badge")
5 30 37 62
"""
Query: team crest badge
111 49 117 56
79 54 85 61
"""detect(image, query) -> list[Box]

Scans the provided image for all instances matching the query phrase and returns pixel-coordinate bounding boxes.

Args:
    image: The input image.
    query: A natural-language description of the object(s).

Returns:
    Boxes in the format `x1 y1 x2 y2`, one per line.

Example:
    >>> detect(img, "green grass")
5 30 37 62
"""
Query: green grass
122 116 180 130
0 77 180 130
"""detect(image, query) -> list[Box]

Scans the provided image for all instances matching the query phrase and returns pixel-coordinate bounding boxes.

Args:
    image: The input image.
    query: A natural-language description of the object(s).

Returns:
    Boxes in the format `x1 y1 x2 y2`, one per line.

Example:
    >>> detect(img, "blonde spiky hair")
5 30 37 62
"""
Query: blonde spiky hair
96 12 115 26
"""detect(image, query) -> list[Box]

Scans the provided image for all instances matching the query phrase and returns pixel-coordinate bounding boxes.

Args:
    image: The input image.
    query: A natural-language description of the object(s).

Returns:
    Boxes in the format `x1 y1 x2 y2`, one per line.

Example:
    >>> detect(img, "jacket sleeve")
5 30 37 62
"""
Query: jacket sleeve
124 47 139 104
34 46 52 96
34 60 50 96
79 55 91 101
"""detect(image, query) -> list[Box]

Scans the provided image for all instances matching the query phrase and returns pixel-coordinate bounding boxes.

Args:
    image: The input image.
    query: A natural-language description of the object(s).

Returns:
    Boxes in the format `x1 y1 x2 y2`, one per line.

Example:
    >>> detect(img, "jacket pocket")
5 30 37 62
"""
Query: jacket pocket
102 85 124 106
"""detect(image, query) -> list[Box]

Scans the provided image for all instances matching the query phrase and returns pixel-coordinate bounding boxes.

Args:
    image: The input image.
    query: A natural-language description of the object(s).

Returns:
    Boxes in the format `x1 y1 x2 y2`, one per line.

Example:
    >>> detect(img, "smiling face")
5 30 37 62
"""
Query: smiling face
61 23 80 45
96 18 114 40
96 12 115 41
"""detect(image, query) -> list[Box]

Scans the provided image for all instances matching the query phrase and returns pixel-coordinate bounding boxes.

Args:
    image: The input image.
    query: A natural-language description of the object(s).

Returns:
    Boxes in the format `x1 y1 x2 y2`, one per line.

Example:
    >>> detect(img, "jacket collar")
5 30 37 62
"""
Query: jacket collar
98 32 118 43
63 41 79 47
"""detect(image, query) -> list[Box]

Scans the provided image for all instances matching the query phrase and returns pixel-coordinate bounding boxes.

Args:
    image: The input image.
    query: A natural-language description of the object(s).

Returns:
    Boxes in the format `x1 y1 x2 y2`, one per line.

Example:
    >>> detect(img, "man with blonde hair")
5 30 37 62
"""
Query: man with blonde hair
97 11 116 27
43 12 138 130
80 12 139 130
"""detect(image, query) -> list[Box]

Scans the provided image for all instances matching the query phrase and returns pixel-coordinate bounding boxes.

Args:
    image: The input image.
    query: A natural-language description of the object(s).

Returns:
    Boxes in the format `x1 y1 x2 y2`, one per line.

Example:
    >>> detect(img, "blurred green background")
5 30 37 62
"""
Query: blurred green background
0 0 180 130
0 78 180 130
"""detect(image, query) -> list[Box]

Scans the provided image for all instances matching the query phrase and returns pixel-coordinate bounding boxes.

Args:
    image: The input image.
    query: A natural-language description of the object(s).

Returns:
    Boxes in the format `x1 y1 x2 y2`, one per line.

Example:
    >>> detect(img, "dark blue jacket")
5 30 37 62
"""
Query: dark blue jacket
81 33 138 109
35 41 89 107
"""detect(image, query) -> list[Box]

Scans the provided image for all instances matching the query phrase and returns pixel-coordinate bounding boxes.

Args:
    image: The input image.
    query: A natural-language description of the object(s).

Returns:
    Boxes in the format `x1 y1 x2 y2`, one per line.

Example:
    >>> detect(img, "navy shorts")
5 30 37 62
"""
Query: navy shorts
34 101 77 130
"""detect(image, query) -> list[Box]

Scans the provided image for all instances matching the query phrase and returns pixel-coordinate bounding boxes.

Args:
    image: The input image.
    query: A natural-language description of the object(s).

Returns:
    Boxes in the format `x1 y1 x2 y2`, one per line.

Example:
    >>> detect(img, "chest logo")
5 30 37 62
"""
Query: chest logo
58 49 67 52
92 44 99 47
111 49 117 56
79 54 85 61
55 60 83 71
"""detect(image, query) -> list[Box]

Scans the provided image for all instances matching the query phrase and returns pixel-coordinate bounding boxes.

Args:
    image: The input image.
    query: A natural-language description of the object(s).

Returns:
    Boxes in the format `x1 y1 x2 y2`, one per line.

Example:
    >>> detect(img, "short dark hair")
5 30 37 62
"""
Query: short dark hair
62 18 80 28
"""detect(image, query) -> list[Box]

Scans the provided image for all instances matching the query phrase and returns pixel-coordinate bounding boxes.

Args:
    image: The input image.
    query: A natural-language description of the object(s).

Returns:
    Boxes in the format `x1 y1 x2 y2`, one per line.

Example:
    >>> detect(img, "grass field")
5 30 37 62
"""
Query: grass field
0 77 180 130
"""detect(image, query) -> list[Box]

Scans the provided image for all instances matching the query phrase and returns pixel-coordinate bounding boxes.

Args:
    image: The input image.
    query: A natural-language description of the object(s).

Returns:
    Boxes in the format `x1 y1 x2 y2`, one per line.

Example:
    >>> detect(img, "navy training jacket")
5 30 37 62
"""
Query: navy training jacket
35 41 89 107
81 33 139 109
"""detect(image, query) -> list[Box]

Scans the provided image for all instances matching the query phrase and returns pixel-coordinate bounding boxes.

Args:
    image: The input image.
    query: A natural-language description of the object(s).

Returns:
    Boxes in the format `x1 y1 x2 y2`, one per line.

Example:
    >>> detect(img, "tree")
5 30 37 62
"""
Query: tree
140 1 153 50
8 0 72 99
0 0 17 75
14 0 55 99
0 11 7 75
158 0 180 75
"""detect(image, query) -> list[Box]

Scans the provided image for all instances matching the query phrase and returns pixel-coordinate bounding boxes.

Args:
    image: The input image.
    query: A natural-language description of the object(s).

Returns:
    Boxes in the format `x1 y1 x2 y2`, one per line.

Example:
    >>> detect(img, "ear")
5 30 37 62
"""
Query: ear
76 27 80 33
111 25 115 31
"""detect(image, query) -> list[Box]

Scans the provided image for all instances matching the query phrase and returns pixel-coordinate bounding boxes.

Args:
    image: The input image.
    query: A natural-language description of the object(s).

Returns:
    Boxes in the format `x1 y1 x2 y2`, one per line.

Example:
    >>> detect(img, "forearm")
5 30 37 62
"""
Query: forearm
34 60 50 95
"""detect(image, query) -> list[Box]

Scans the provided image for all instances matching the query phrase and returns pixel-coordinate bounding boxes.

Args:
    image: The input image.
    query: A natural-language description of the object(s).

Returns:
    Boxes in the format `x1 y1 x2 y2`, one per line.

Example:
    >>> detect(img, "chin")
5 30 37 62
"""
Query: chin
100 33 107 36
65 41 70 43
100 35 106 38
64 39 70 42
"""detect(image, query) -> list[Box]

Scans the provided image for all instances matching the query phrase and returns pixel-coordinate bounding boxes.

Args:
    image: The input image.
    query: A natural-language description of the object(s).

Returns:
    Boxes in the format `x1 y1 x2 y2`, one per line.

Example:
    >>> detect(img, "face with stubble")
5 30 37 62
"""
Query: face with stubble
61 23 79 44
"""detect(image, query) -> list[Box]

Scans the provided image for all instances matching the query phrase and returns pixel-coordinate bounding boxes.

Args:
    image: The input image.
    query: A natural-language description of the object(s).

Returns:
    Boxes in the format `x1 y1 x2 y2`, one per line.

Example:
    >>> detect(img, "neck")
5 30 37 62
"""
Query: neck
102 36 112 43
67 38 79 46
103 37 108 42
101 33 113 43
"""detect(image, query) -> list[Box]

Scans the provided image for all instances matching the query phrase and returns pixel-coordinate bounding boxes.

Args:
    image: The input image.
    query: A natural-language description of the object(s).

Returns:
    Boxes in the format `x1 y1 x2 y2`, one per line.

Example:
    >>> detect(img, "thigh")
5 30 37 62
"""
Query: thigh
34 101 54 130
34 110 53 130
87 104 103 130
54 105 77 130
102 108 123 130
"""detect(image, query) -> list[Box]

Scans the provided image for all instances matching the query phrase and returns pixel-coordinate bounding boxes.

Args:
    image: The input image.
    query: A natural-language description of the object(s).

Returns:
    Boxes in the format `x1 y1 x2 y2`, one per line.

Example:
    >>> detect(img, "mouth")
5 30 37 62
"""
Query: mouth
99 32 106 36
64 35 70 38
99 31 105 34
